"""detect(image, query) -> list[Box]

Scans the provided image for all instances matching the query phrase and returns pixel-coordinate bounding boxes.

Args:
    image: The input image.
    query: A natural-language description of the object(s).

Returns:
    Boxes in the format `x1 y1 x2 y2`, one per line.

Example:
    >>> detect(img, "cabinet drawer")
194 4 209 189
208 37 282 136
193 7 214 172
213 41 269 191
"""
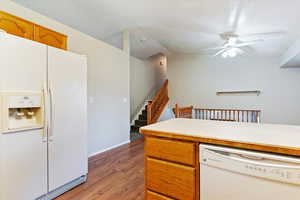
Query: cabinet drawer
34 25 67 50
0 11 34 40
146 158 196 200
145 137 196 166
147 190 174 200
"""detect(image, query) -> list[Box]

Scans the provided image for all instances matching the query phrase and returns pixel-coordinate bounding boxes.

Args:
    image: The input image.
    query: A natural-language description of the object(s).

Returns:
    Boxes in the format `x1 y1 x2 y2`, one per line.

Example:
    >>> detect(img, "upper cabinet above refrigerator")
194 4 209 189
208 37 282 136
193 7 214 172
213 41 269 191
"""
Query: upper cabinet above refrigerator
0 11 67 50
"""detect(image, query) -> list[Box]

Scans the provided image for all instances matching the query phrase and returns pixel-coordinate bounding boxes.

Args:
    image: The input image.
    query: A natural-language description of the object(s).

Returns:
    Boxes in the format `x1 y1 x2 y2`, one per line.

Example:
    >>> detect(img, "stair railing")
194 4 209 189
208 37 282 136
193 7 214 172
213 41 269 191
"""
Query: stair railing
130 85 158 125
147 80 169 124
194 108 261 123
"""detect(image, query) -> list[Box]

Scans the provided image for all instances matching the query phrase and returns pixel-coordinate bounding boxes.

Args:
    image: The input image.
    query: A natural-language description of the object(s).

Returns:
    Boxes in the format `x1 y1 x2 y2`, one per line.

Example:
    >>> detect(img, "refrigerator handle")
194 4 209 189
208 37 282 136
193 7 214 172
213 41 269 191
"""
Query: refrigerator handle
42 82 48 143
48 81 54 142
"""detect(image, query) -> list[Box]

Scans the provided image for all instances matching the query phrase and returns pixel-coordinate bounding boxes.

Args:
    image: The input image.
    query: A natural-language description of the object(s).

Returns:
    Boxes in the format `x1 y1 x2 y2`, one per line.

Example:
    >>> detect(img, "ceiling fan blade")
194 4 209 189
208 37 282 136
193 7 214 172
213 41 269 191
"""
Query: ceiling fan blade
213 49 227 57
235 39 264 47
239 31 286 40
225 0 248 32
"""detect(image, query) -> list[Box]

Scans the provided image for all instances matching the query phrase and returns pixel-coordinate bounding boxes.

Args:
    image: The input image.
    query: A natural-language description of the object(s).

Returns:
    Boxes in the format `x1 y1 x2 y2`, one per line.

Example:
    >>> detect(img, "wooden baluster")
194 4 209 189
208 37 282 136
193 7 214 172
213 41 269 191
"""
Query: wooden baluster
246 111 249 122
234 111 236 122
242 111 245 122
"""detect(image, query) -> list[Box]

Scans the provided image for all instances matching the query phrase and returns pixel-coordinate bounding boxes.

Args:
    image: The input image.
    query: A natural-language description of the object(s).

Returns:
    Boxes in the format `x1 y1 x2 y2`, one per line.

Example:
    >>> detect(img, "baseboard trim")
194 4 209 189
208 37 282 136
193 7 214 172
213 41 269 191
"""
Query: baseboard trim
88 140 130 158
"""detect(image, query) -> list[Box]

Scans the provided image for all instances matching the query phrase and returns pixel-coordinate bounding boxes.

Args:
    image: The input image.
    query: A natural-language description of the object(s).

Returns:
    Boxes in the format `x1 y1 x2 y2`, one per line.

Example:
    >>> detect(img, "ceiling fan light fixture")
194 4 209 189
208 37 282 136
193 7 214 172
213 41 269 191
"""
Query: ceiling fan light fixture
228 48 238 57
222 51 229 58
221 48 239 58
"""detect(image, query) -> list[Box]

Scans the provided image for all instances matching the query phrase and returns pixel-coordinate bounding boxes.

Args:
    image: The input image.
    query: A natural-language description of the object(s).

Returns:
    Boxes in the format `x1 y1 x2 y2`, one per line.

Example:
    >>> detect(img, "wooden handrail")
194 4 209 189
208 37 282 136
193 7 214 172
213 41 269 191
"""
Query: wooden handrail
147 80 169 124
194 108 261 123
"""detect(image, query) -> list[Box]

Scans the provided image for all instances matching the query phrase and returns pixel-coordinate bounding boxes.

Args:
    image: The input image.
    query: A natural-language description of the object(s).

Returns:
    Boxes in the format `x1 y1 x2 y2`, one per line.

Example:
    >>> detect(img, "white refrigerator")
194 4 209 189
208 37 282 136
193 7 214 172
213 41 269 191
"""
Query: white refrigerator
0 34 88 200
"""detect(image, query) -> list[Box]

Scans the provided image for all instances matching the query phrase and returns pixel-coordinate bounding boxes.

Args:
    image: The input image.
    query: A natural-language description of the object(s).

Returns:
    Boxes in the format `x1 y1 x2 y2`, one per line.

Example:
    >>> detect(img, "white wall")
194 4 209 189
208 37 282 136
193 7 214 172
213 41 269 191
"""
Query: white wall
1 0 130 156
130 54 168 120
168 53 300 125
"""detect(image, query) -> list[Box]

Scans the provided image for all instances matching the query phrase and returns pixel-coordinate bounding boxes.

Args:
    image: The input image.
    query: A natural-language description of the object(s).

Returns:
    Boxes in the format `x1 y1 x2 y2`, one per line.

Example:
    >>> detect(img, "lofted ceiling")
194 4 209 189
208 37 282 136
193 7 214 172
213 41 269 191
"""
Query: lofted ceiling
14 0 300 59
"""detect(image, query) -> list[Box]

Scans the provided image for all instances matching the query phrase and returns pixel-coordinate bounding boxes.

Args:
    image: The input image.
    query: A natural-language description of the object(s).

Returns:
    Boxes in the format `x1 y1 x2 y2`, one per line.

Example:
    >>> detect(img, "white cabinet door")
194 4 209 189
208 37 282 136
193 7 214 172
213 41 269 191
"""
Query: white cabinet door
47 47 87 191
1 130 47 200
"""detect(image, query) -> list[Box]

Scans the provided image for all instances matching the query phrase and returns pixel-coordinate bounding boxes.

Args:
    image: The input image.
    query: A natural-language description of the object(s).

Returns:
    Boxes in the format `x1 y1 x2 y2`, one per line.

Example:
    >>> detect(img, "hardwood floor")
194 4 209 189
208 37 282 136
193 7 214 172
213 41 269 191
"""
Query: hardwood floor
55 139 145 200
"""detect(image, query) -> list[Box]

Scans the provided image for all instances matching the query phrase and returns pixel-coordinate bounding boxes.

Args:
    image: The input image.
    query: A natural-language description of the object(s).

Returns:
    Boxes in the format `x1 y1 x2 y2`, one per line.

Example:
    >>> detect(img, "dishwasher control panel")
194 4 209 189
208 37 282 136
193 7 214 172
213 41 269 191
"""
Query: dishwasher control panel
200 144 300 185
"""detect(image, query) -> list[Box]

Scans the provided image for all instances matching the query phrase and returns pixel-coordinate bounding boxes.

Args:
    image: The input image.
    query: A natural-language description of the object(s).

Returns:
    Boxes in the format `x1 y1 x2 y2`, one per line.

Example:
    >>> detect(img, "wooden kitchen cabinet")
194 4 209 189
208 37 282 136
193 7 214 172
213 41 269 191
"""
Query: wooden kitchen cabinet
145 137 196 166
144 136 199 200
0 11 34 40
146 158 196 200
0 11 67 50
34 25 67 50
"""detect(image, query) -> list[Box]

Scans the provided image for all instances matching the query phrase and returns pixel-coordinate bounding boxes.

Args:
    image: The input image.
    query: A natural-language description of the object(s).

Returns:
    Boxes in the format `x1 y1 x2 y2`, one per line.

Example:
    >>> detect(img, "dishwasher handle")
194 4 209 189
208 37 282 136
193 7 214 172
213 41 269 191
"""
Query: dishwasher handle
205 149 300 170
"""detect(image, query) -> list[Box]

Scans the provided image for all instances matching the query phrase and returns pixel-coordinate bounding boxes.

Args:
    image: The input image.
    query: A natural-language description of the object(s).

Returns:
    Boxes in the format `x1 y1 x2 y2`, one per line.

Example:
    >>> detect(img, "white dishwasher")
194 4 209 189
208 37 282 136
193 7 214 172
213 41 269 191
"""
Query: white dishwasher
200 144 300 200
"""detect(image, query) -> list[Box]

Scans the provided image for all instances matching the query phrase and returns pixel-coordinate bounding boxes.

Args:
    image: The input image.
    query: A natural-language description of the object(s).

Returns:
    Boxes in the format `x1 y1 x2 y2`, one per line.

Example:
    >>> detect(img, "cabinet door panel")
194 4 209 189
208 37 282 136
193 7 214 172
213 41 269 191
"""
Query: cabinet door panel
146 137 196 166
0 11 34 40
34 25 67 50
146 158 196 200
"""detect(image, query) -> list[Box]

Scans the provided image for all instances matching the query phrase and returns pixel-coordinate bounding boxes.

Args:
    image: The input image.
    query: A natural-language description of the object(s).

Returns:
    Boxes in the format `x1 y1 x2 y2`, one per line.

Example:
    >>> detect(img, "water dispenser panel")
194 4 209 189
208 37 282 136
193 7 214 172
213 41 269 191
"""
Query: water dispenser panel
2 92 44 132
8 95 41 108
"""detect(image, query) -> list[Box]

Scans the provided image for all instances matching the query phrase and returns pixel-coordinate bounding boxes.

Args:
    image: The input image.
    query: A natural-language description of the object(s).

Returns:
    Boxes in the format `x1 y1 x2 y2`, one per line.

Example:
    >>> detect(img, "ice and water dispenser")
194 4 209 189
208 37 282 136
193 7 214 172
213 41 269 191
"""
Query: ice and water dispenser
1 92 44 132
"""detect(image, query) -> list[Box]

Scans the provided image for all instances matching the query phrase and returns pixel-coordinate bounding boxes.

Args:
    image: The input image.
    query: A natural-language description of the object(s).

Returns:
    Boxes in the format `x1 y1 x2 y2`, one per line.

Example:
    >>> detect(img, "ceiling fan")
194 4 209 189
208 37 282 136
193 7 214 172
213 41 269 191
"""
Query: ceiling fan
198 0 286 58
206 31 284 58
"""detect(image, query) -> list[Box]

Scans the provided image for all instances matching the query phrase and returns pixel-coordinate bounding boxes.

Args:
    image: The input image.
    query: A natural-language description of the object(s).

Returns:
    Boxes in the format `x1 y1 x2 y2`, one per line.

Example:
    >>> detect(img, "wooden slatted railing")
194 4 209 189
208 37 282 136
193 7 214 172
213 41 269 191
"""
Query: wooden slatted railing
147 80 169 125
194 108 261 123
173 104 193 119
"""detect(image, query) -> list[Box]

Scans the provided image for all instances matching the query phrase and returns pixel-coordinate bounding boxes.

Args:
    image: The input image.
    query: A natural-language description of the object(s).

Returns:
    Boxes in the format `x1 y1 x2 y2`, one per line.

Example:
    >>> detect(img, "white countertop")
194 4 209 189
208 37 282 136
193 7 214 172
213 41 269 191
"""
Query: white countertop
141 118 300 149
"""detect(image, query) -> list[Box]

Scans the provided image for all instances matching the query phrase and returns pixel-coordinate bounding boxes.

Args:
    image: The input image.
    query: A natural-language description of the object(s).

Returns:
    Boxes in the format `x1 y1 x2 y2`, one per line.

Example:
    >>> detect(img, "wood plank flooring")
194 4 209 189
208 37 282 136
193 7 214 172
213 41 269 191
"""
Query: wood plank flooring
55 139 144 200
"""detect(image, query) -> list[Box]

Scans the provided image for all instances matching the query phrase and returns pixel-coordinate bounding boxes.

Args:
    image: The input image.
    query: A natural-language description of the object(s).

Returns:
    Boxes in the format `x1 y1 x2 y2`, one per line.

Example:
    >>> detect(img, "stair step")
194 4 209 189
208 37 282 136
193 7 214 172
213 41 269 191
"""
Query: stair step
142 110 147 115
139 114 147 120
135 120 147 127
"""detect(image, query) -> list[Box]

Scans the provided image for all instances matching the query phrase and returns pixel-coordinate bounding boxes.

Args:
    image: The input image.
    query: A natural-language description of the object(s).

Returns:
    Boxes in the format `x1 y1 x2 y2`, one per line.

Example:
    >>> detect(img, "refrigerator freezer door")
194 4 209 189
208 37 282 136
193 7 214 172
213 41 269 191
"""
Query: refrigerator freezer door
0 34 47 200
47 47 88 191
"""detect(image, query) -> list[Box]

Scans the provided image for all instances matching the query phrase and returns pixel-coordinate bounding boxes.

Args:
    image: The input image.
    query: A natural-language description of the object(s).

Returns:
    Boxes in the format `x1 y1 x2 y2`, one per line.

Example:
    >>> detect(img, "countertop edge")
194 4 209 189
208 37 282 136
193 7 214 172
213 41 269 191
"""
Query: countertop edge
140 128 300 157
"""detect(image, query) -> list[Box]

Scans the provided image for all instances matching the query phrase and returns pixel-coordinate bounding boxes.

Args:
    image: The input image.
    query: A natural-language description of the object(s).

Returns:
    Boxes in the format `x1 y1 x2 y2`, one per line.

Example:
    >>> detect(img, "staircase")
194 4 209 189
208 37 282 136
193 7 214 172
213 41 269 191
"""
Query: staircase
130 104 149 141
130 79 169 141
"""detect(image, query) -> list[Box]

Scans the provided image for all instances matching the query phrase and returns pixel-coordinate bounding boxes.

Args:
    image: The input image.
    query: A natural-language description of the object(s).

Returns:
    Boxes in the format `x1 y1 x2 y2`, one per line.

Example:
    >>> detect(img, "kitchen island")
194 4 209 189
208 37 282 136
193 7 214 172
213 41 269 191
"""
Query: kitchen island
140 118 300 200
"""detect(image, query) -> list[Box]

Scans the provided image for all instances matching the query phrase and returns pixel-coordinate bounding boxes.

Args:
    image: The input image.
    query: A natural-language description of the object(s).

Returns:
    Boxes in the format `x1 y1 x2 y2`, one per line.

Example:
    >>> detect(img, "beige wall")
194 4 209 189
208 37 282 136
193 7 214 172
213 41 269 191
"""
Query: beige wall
168 53 300 125
1 0 130 156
